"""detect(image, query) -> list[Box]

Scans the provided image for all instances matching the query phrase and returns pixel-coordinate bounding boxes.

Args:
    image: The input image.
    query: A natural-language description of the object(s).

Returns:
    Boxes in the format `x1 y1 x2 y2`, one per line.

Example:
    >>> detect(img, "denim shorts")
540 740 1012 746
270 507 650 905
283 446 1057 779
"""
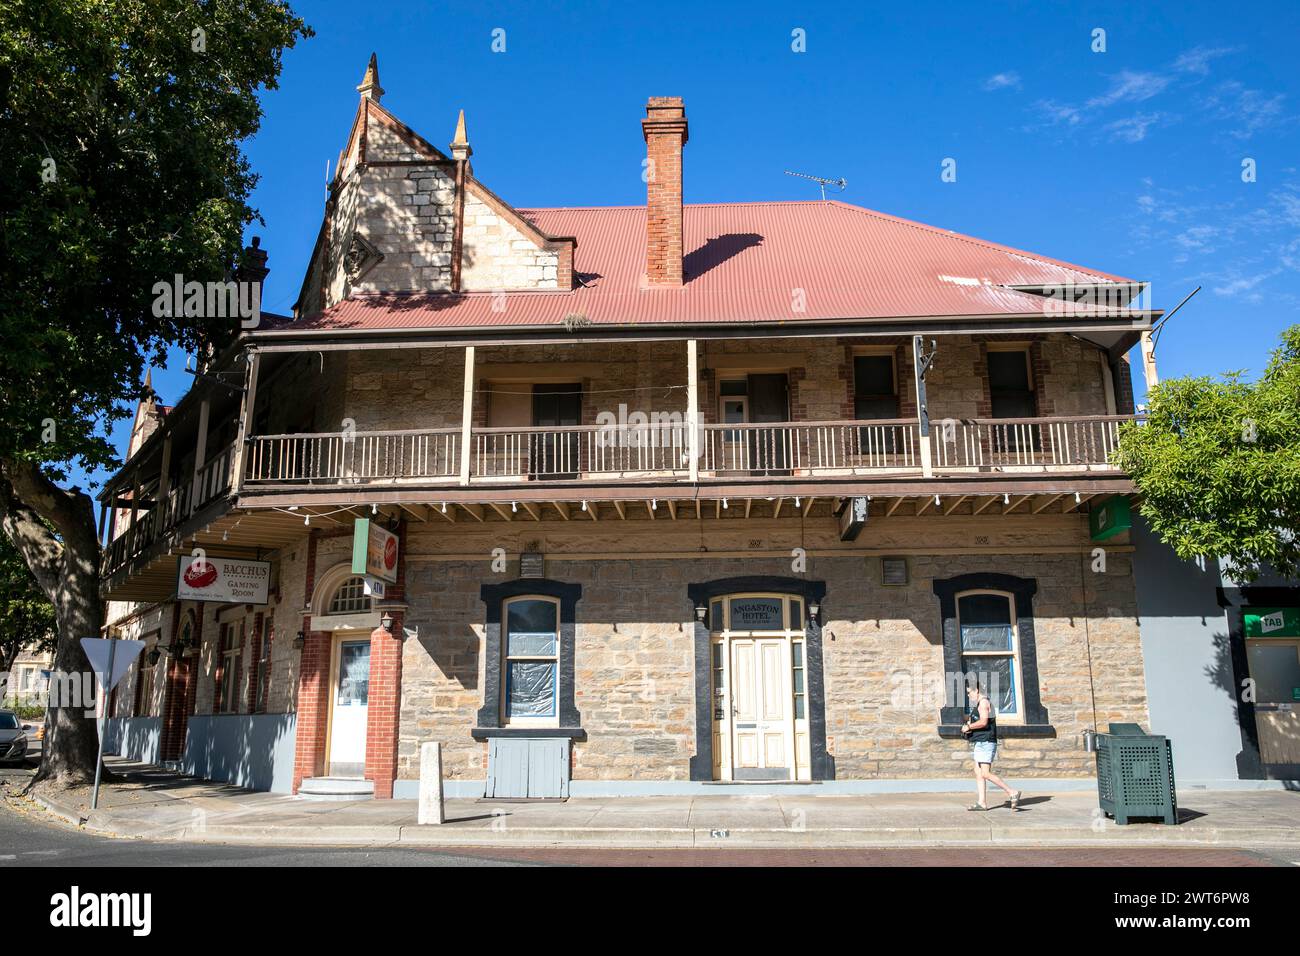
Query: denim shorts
972 741 998 764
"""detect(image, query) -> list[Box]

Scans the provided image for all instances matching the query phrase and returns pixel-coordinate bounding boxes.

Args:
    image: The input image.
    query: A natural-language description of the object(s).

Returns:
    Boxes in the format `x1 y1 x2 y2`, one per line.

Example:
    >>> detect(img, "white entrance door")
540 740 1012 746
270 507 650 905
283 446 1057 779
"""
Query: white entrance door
729 638 793 780
328 638 370 777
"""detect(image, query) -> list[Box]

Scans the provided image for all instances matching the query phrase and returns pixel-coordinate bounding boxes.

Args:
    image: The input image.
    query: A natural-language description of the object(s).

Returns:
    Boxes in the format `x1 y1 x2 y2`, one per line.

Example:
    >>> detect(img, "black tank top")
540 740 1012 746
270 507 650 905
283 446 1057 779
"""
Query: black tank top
968 696 997 743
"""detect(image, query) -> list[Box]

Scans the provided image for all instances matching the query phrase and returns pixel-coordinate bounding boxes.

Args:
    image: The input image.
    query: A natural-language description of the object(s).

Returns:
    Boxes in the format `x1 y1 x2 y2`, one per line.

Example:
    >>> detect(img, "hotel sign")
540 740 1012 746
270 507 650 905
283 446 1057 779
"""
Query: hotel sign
176 556 271 605
728 597 785 630
1245 607 1300 639
351 518 400 584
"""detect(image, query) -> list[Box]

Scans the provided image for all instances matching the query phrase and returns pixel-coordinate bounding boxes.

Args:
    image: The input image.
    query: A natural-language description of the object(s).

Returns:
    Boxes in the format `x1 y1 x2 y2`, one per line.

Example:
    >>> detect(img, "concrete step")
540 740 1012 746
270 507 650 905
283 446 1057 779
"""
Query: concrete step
298 777 375 801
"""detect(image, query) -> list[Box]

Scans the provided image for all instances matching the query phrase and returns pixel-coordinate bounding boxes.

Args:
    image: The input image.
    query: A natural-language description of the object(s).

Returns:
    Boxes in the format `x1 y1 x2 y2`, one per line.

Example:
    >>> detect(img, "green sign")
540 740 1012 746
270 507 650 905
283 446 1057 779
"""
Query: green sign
1244 606 1300 638
1089 495 1132 541
351 517 400 584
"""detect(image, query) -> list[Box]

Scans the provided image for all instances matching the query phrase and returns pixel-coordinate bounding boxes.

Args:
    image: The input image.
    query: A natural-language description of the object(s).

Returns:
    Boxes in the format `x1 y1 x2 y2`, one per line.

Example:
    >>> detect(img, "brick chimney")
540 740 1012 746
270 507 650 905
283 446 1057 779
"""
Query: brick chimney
642 97 688 286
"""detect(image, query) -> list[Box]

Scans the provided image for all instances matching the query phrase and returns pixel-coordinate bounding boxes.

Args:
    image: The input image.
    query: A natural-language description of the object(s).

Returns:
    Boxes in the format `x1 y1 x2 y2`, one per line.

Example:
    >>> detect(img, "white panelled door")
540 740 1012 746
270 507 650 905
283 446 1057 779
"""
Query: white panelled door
729 638 793 780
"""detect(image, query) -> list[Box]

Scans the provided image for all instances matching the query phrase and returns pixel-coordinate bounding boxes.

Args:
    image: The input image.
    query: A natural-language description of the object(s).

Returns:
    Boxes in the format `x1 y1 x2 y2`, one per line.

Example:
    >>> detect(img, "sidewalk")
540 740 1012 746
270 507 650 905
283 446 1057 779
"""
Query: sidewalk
22 759 1300 849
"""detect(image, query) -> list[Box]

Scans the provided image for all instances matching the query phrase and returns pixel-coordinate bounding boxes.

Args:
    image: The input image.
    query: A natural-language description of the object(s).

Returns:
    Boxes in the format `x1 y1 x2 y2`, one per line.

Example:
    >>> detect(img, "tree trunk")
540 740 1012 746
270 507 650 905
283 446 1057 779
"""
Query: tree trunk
0 459 103 788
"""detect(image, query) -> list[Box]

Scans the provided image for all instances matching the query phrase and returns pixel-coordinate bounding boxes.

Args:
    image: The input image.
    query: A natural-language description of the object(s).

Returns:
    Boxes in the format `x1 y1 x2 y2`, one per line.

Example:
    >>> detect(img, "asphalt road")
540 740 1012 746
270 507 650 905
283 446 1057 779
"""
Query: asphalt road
3 765 1297 868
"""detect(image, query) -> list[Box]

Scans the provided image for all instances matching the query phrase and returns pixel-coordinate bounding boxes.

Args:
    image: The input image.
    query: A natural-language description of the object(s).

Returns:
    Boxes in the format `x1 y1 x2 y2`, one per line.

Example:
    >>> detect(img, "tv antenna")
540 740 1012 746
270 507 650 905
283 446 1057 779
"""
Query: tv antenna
784 169 847 201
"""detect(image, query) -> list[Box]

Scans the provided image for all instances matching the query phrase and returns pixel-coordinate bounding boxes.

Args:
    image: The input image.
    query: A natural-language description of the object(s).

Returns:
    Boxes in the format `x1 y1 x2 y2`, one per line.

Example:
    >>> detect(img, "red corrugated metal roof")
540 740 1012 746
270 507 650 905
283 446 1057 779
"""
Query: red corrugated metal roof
277 200 1139 333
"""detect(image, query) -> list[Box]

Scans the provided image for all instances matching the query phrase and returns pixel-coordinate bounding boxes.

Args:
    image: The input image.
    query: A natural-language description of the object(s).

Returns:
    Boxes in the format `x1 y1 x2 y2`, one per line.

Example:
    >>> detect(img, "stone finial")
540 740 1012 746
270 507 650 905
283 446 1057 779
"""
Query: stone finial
450 109 472 161
357 52 385 103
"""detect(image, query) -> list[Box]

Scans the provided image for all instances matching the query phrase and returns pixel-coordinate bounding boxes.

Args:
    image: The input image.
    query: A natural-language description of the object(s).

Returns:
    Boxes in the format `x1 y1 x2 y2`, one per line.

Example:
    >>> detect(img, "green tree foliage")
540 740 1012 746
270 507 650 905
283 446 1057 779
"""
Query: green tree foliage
1116 325 1300 581
0 0 310 784
0 532 55 678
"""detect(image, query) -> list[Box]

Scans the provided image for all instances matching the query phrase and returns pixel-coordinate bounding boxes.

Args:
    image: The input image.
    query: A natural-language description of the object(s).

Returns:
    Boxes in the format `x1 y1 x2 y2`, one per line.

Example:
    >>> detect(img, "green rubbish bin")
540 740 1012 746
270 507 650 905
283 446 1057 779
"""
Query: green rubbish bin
1095 722 1178 825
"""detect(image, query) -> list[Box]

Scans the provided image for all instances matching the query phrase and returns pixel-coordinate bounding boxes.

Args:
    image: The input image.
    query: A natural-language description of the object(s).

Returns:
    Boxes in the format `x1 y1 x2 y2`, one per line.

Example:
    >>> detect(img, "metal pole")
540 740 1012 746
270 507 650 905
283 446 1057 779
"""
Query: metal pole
90 639 116 811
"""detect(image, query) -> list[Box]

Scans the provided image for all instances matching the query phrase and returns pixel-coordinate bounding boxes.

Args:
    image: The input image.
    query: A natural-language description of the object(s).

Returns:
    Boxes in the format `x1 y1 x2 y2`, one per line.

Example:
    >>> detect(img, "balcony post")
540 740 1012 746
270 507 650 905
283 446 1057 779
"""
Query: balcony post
687 339 699 482
458 345 475 485
229 350 261 496
156 433 173 530
128 470 141 555
191 397 210 515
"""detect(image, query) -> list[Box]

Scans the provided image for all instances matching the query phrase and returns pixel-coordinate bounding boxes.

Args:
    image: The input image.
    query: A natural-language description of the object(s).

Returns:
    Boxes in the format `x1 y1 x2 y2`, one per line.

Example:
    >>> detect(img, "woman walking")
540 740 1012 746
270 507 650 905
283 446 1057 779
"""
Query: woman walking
963 681 1022 811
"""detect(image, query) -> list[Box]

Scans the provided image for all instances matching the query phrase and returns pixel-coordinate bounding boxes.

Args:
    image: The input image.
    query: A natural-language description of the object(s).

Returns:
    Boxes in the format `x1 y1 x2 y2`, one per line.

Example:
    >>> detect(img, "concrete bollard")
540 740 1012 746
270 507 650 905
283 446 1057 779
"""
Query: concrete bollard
418 741 445 825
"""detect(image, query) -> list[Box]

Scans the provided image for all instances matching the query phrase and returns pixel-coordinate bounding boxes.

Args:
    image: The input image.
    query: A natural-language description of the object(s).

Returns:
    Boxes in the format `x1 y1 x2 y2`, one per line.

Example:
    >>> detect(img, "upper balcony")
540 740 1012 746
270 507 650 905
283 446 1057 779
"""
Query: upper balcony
99 330 1144 596
241 414 1132 491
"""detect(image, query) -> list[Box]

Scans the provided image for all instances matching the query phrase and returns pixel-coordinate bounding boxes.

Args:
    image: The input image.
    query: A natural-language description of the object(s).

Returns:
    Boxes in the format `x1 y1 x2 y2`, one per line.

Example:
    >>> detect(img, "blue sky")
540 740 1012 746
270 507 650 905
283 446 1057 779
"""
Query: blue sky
89 0 1300 491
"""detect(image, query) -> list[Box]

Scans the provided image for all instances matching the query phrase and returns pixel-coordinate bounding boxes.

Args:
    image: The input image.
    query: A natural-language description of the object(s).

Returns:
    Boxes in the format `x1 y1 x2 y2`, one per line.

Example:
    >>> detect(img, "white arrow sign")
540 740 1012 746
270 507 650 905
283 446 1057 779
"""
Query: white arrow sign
80 638 145 693
80 637 146 812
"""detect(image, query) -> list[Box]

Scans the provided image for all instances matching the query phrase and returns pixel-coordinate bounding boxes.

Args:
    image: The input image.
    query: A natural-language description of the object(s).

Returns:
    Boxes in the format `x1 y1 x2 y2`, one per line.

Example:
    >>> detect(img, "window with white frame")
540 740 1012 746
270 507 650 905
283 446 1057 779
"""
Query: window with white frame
956 591 1022 719
217 620 244 714
327 576 372 615
502 596 559 723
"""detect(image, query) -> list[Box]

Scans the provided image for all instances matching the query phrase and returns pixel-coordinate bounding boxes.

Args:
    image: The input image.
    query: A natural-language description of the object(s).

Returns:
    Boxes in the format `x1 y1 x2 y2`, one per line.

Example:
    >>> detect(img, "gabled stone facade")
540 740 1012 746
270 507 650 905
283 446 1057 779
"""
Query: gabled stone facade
295 58 572 316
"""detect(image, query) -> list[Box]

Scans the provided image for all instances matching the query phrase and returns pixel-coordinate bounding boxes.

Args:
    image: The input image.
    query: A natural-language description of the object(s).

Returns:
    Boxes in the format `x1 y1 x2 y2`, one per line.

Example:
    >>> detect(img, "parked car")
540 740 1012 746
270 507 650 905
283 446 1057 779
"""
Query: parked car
0 710 31 764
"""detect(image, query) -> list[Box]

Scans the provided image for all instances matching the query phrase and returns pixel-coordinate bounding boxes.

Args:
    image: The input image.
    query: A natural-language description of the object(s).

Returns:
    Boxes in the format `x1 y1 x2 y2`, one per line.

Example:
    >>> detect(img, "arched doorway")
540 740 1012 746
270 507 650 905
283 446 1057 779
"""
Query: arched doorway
310 564 381 778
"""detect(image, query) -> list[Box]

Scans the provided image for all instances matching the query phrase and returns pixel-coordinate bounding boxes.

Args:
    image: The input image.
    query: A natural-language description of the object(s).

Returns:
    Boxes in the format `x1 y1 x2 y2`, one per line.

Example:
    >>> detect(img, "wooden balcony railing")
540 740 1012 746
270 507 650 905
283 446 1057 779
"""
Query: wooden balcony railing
238 415 1133 488
472 423 691 481
700 420 920 477
931 416 1129 470
245 429 460 483
102 442 233 574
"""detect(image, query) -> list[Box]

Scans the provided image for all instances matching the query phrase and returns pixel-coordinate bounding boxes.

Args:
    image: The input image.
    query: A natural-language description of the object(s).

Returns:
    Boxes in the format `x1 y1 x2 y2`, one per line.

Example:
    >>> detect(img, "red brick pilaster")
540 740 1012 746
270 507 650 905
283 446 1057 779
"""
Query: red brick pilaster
291 629 330 792
1030 338 1054 416
291 532 323 792
365 519 407 800
246 613 264 713
364 617 403 799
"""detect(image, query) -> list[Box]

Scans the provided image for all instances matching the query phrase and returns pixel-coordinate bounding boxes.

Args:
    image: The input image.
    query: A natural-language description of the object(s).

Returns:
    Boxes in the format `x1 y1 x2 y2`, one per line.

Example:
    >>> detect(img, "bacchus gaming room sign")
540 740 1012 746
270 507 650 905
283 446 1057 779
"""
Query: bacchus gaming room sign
176 555 271 604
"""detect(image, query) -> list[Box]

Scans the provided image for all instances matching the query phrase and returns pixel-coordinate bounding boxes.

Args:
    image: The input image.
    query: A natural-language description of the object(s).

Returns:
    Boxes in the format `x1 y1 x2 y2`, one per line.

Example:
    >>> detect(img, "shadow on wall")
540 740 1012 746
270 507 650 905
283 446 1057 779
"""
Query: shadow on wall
102 717 162 764
181 713 297 794
1207 630 1258 775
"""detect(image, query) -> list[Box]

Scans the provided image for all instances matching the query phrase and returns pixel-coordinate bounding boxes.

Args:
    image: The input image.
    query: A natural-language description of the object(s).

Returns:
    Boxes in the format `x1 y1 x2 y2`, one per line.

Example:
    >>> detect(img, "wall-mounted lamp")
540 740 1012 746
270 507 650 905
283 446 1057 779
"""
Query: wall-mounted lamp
147 647 162 666
292 631 306 650
808 602 821 625
694 603 708 623
380 612 395 634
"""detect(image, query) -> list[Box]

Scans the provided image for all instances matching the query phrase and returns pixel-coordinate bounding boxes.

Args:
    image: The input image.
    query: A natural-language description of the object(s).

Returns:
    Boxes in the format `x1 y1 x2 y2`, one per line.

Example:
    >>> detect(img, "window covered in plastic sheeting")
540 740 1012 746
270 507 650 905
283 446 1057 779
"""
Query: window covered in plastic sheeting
958 592 1020 717
503 597 560 722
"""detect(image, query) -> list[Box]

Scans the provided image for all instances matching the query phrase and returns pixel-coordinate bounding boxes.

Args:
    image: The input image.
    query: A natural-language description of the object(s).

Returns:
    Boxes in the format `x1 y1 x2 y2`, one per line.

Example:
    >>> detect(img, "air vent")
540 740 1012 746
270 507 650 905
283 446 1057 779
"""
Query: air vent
520 551 545 579
880 556 909 586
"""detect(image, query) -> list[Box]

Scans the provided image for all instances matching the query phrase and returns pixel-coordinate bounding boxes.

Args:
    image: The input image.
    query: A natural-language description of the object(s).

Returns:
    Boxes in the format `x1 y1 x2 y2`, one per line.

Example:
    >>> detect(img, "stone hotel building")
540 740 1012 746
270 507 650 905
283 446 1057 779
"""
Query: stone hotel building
98 57 1164 799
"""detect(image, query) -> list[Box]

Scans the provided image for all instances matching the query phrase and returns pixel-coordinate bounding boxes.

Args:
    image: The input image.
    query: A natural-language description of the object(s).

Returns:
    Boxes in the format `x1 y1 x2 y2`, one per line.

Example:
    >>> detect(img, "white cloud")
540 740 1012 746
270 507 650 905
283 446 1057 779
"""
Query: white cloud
1172 46 1238 76
1105 112 1167 143
1212 270 1279 297
1174 225 1218 250
1087 70 1171 109
983 71 1021 92
1033 99 1082 126
1204 81 1288 138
